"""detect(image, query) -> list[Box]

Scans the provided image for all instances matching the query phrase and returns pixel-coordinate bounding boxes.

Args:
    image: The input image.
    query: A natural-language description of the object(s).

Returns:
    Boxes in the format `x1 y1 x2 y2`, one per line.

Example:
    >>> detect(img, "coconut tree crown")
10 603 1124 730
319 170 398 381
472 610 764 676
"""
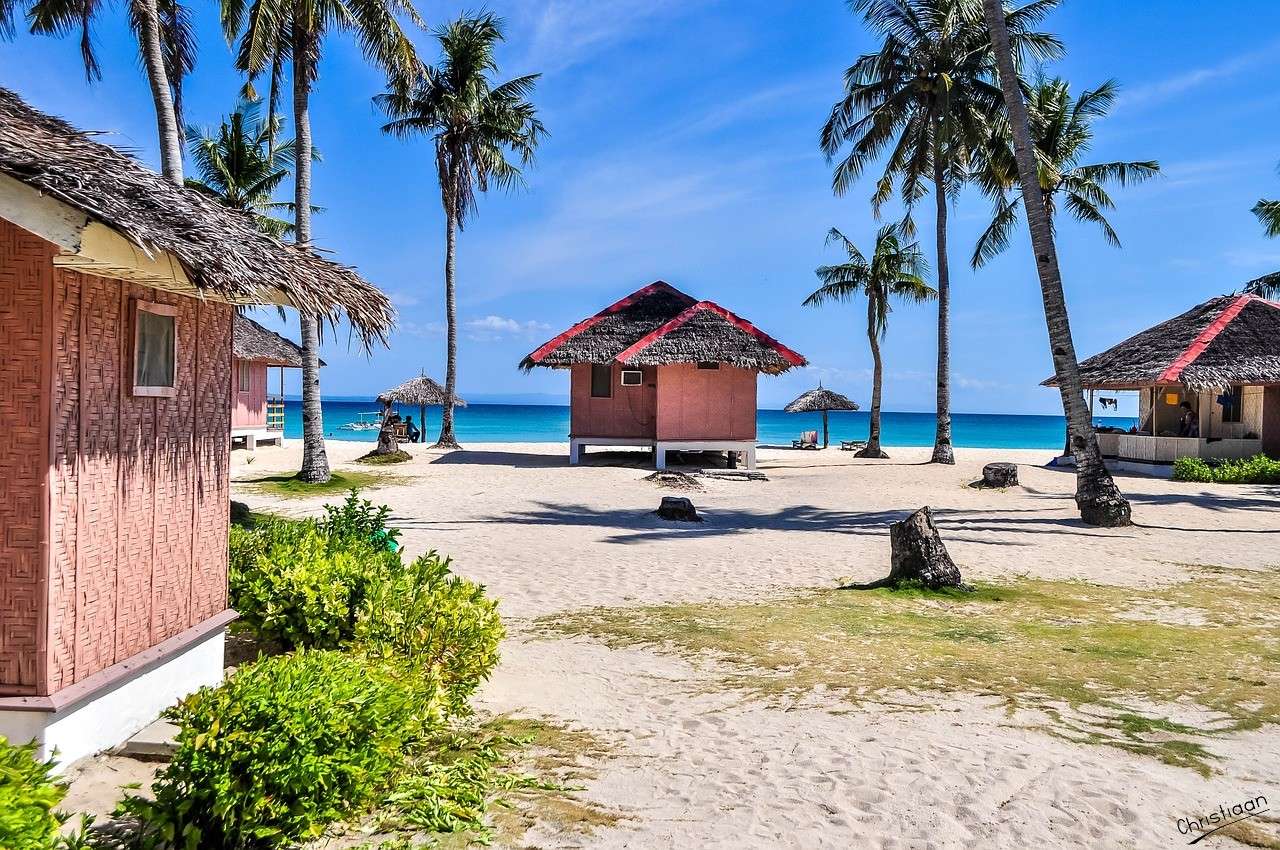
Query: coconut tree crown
805 225 935 334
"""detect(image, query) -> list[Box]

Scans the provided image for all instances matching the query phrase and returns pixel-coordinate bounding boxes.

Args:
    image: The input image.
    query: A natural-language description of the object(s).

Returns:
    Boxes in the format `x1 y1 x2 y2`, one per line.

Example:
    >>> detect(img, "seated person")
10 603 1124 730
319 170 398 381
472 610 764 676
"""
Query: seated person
405 415 421 444
1179 402 1199 438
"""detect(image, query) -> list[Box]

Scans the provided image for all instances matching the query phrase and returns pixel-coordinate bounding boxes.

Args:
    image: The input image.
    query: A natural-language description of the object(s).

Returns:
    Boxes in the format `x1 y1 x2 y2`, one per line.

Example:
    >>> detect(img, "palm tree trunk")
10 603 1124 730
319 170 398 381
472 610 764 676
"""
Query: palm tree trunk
982 0 1131 527
292 24 330 483
134 0 183 183
435 199 461 449
822 410 829 448
860 297 888 459
930 143 954 464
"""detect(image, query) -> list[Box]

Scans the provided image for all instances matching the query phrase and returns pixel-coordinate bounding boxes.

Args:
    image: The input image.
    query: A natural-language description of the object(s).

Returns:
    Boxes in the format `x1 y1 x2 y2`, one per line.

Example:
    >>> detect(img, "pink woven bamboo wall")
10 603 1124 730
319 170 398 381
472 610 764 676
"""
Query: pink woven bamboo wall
0 219 231 696
230 359 268 428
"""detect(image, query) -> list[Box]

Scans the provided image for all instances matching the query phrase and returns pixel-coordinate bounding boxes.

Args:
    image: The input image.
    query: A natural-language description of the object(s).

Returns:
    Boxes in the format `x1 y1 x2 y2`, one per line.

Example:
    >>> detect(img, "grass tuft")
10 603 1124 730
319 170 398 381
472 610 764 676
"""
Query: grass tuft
238 470 390 498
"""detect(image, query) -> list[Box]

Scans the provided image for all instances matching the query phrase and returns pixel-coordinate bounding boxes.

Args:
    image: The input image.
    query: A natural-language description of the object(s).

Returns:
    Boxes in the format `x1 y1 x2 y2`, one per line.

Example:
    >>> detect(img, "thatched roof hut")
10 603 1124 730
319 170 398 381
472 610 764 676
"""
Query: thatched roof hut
1043 293 1280 391
233 313 320 367
784 387 860 414
521 281 806 374
376 374 466 408
0 88 393 344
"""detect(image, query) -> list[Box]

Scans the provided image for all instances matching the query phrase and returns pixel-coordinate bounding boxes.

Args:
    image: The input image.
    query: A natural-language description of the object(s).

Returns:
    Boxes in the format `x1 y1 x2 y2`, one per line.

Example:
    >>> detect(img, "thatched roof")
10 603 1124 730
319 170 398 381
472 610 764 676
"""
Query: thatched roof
1044 294 1280 391
233 313 319 367
0 88 393 345
784 387 860 413
521 281 806 374
376 374 466 407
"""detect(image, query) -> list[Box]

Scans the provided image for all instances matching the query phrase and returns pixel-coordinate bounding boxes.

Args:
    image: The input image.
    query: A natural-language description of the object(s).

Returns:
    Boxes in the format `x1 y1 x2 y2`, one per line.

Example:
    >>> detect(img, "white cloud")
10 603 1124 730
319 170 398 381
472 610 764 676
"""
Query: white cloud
464 315 553 341
1116 40 1280 111
398 319 445 338
514 0 707 75
386 289 422 308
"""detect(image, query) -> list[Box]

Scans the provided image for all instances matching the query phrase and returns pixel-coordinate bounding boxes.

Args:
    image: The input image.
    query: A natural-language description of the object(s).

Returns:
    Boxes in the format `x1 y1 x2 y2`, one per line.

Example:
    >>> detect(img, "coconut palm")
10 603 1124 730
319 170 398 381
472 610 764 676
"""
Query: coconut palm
29 0 193 182
971 77 1158 268
981 0 1131 526
823 0 1062 465
1245 164 1280 298
378 13 545 450
185 99 301 238
222 0 421 482
804 225 935 458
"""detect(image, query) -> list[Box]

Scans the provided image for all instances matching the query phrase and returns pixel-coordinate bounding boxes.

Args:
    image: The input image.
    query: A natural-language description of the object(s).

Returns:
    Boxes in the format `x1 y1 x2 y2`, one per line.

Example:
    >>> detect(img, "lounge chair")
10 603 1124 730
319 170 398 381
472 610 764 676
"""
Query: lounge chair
839 439 867 452
792 430 819 450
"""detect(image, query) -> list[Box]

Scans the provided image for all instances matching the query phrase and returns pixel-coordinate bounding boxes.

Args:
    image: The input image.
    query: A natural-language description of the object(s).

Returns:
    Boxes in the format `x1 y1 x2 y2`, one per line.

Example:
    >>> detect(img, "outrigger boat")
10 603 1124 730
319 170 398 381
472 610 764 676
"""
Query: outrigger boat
340 411 384 431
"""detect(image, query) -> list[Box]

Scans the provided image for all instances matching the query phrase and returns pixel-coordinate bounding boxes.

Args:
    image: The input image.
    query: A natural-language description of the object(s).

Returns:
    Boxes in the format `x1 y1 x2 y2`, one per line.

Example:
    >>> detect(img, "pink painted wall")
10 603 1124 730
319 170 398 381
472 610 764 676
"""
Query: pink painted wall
569 363 657 439
655 363 757 441
0 218 231 697
231 358 268 428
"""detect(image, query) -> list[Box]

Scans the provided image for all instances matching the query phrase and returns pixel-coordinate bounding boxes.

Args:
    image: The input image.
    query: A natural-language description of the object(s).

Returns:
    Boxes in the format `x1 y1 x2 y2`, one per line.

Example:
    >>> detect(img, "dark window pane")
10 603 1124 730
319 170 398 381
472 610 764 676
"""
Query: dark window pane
697 361 720 370
591 364 612 398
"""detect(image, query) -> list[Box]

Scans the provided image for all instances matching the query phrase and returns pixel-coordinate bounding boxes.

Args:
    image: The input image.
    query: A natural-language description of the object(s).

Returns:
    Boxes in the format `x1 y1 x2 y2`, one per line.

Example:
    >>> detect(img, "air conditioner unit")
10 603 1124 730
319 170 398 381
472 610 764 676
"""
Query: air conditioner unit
620 370 643 386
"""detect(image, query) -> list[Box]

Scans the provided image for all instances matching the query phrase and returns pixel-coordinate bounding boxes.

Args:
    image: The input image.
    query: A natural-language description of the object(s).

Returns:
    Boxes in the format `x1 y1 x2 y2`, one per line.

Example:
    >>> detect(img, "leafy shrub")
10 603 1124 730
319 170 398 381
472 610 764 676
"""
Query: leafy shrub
356 553 503 724
120 650 423 850
0 736 66 850
1173 454 1280 484
321 490 401 552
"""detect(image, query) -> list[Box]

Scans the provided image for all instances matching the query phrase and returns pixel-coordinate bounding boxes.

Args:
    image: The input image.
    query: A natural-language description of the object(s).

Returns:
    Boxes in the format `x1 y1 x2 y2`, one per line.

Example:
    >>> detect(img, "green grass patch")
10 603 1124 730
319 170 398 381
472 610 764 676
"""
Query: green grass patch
238 470 390 498
357 450 413 465
538 572 1280 775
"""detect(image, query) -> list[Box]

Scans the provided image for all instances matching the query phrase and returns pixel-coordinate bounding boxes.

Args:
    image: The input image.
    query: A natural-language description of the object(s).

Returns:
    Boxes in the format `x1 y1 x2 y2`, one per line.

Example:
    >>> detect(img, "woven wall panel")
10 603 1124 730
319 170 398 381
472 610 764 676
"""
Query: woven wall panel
0 220 50 689
190 303 231 622
47 269 81 692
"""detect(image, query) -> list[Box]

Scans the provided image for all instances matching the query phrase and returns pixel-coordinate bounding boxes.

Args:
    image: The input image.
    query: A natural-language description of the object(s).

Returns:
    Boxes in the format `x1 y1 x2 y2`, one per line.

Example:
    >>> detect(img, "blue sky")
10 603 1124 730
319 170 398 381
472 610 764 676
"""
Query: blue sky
4 1 1279 413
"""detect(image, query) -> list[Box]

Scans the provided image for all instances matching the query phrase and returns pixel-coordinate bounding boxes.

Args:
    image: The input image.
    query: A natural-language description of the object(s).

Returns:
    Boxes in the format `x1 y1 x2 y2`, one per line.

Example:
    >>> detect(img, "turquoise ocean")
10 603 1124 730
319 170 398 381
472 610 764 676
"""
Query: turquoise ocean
284 399 1136 451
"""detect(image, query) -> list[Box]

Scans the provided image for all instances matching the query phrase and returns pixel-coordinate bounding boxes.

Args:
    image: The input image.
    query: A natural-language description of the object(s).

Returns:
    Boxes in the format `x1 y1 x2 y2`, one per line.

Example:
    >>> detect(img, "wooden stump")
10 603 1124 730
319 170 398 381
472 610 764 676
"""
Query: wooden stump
657 496 702 522
981 462 1018 488
842 506 969 591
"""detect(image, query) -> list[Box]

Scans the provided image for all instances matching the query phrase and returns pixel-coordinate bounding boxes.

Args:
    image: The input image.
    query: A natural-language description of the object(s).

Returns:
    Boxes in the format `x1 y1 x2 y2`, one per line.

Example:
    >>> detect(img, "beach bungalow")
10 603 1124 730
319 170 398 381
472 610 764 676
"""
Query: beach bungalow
520 281 806 468
231 314 313 450
0 88 391 767
1046 293 1280 473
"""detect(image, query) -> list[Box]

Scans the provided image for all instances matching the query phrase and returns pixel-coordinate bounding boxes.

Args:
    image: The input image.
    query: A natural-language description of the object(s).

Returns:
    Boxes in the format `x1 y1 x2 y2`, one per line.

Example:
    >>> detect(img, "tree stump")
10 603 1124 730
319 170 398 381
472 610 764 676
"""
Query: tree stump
656 496 702 522
981 462 1018 488
842 506 969 591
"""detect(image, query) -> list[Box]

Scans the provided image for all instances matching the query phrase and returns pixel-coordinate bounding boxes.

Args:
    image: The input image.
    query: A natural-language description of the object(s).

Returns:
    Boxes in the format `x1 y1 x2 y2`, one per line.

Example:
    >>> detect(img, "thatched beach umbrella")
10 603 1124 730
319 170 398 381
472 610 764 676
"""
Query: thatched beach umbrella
784 386 859 448
377 373 467 441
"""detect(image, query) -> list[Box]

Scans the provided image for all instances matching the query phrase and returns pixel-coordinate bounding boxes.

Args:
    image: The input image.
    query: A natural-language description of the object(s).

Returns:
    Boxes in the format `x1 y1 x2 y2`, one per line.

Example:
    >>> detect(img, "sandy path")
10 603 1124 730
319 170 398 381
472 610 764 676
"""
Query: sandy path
234 440 1280 848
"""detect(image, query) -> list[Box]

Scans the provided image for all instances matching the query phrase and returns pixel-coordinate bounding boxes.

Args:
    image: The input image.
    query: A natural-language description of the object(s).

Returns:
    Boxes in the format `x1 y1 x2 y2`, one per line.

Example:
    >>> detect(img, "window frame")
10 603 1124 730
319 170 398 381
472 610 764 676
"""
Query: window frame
1220 386 1243 424
696 361 721 371
590 363 613 398
237 360 252 394
619 369 643 387
131 300 179 398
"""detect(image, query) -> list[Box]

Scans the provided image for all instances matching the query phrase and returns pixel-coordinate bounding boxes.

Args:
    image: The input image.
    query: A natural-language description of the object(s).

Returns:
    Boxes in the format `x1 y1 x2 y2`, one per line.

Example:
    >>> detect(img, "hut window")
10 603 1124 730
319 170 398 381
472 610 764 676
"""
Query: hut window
620 370 643 386
697 361 720 370
1219 387 1243 424
590 364 613 398
238 361 251 393
133 301 178 397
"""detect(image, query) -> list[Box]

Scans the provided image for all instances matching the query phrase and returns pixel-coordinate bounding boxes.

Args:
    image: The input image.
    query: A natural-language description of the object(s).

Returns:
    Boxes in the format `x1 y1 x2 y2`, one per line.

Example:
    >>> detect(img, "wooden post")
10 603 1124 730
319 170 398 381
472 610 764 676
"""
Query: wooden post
822 410 830 448
420 402 426 444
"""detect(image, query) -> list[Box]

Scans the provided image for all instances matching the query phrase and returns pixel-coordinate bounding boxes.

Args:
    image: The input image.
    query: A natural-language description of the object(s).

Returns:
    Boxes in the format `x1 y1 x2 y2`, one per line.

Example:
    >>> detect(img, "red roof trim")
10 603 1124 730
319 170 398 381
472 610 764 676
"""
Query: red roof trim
524 281 696 364
616 300 808 367
1157 294 1256 383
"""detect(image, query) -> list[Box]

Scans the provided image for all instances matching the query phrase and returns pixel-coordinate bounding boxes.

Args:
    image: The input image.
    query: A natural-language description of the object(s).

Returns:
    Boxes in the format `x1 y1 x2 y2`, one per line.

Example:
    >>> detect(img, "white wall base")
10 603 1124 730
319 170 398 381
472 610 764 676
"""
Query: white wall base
0 627 226 773
568 436 654 465
656 440 757 470
230 428 284 451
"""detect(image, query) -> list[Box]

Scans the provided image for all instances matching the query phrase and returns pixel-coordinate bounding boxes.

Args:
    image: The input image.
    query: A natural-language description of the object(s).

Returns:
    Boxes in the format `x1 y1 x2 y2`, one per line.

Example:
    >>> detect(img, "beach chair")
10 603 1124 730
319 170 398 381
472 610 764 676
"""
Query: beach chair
393 422 409 440
840 439 867 452
792 430 819 450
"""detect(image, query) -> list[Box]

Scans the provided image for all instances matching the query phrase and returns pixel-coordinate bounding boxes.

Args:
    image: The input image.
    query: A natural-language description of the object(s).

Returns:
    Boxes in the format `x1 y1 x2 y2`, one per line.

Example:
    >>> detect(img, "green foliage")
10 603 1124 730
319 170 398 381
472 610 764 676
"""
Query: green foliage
0 737 67 850
120 650 423 850
240 470 386 499
1173 454 1280 484
356 553 504 725
321 489 401 551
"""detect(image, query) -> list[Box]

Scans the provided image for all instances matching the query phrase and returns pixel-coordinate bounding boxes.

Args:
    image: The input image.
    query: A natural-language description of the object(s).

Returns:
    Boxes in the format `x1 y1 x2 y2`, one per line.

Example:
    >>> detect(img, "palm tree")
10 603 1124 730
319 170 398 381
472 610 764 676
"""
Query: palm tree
822 0 1062 465
378 13 545 450
981 0 1131 527
804 225 935 458
223 0 421 482
971 76 1159 268
185 99 300 238
29 0 194 182
1245 163 1280 298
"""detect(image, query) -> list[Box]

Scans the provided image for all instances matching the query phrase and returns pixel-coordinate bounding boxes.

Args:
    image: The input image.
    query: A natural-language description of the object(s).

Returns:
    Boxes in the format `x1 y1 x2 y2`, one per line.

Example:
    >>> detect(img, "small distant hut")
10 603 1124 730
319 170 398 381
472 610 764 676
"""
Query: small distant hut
784 387 860 448
1045 293 1280 470
231 314 319 450
521 281 806 469
377 373 466 442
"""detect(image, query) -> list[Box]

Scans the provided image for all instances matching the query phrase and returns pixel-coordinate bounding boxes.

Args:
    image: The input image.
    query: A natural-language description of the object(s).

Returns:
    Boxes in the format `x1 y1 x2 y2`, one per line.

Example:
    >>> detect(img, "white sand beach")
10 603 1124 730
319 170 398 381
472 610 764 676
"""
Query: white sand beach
216 439 1280 849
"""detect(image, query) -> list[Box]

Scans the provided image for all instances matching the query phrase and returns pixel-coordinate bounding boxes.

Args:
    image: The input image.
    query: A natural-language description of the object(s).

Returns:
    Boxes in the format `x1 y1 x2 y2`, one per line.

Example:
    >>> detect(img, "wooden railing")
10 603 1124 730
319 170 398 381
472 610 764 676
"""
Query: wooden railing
266 397 286 431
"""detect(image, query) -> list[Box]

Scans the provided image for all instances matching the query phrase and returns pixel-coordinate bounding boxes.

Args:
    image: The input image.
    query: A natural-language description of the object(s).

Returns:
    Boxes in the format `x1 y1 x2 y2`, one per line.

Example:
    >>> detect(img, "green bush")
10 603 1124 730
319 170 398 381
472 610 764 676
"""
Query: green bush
321 490 401 552
120 650 423 850
356 553 504 724
0 736 66 850
1173 454 1280 484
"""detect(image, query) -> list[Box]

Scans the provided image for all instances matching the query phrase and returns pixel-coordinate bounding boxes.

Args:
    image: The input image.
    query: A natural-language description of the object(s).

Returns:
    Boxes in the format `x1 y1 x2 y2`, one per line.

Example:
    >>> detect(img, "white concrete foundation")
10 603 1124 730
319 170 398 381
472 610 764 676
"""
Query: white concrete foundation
231 428 284 450
0 626 226 773
568 436 654 465
656 440 757 470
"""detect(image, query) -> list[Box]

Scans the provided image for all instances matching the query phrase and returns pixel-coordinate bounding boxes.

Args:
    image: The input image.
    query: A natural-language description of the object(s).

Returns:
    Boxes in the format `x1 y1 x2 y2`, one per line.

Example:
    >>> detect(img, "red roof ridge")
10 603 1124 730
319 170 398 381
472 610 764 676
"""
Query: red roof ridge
524 281 696 365
616 299 807 368
1157 293 1254 384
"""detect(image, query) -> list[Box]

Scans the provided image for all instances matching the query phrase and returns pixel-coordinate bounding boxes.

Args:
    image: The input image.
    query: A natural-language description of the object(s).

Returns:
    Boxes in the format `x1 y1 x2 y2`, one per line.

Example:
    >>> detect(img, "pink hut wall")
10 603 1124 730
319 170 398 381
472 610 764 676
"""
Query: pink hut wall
231 358 268 429
0 218 231 698
655 363 757 442
569 363 657 439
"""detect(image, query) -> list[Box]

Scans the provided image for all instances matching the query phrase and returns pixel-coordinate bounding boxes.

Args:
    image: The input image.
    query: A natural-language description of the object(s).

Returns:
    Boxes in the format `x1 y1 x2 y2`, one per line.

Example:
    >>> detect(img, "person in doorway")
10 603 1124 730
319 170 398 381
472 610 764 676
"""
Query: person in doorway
405 415 421 444
1179 402 1200 438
